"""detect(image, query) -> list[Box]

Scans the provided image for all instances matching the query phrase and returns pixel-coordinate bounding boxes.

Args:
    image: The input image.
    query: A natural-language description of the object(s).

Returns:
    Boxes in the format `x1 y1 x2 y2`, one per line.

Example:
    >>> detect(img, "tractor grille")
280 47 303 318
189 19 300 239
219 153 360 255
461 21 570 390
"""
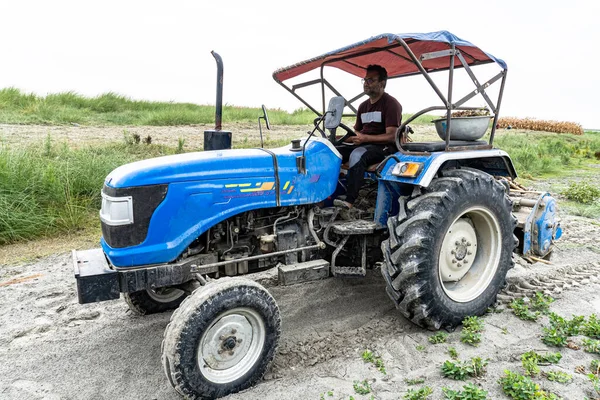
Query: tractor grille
101 184 168 248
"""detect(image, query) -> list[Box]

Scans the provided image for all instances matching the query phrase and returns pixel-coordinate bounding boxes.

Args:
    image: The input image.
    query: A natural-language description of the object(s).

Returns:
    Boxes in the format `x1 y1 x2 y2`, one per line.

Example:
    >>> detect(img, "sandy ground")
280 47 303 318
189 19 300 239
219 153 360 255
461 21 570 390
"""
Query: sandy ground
1 125 599 400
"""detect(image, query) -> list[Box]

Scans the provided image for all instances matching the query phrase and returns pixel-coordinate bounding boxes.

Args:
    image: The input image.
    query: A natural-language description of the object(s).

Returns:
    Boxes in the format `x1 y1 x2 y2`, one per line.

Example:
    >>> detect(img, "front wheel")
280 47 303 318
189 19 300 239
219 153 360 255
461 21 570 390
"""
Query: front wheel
124 287 187 315
381 168 517 330
161 278 281 399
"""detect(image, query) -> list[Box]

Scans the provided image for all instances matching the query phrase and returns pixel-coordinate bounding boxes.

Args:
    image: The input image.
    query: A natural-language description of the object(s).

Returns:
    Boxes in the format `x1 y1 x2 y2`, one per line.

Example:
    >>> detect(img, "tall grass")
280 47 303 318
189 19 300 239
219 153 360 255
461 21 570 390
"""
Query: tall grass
494 132 600 177
0 88 433 127
0 136 178 244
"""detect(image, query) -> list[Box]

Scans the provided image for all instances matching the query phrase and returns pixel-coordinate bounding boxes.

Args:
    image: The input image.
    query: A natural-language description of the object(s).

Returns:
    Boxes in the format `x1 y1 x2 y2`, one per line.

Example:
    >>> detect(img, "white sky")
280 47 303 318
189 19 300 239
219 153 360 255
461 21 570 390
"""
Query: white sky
1 0 599 129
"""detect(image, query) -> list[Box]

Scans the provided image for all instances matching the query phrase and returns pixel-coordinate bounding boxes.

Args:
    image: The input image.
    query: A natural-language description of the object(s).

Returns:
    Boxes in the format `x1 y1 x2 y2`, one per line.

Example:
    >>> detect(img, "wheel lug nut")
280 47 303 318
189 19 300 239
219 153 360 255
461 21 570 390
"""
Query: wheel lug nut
231 329 237 334
219 335 226 340
461 238 466 243
455 241 460 246
467 242 471 246
450 250 455 255
218 349 223 354
237 339 243 344
452 259 457 264
228 350 235 356
467 251 472 255
463 259 469 264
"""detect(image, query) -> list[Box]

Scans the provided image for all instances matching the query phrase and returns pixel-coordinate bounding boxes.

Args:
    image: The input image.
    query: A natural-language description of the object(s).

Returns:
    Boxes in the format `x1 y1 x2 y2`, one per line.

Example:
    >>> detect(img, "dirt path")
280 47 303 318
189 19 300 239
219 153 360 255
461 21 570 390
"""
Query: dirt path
0 211 599 400
0 123 440 149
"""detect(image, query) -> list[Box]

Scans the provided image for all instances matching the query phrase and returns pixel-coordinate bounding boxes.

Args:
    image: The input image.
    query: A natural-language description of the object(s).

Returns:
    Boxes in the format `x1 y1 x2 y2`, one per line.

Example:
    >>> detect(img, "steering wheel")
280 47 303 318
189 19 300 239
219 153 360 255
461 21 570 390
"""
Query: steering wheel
332 122 356 146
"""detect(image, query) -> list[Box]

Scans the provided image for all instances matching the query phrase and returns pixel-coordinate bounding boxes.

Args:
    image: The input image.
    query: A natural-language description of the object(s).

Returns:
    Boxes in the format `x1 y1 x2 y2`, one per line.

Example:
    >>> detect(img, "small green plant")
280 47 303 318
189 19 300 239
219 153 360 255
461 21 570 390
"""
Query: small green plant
176 137 186 153
582 338 600 353
460 316 484 346
499 370 560 400
442 383 488 400
405 378 426 385
429 332 449 344
416 344 426 351
403 386 433 400
462 316 484 332
43 133 53 157
460 330 482 346
521 351 562 376
502 327 509 335
510 299 540 321
561 181 600 204
361 349 387 375
441 357 488 380
541 326 568 347
353 380 371 395
531 292 555 314
448 347 459 359
583 314 600 338
546 370 572 383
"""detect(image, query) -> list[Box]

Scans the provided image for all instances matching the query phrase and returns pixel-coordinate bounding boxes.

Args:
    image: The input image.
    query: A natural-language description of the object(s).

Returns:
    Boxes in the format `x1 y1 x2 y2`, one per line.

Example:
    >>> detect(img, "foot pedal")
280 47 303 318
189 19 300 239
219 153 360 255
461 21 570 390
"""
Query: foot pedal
332 265 366 277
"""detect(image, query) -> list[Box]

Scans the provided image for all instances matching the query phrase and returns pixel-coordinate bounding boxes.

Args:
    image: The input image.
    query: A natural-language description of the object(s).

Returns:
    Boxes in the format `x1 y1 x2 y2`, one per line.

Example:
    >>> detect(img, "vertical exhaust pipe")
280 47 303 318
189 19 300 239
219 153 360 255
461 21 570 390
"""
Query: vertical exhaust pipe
211 50 223 131
204 51 232 150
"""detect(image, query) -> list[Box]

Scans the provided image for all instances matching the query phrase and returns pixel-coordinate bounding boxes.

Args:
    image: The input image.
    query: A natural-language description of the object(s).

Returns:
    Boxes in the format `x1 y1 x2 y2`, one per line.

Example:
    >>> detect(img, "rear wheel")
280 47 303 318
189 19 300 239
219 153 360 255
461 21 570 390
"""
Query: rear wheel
124 287 187 315
381 168 517 330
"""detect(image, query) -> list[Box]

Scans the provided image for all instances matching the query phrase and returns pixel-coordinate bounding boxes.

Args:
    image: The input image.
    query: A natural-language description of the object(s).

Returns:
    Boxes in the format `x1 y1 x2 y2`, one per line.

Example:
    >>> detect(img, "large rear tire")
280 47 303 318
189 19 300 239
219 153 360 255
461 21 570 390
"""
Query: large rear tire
161 278 281 399
381 168 517 330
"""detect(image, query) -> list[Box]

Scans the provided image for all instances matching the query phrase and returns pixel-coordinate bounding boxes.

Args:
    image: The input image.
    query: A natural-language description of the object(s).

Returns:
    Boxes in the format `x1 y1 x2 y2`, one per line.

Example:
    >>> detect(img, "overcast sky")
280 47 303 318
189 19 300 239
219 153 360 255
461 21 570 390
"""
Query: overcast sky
1 0 598 129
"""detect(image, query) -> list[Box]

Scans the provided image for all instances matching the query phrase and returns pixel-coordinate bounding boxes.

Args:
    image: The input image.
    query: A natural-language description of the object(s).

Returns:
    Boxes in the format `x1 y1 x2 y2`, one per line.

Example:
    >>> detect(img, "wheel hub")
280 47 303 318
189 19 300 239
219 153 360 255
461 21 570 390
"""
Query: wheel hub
440 219 477 282
201 314 253 370
438 207 502 303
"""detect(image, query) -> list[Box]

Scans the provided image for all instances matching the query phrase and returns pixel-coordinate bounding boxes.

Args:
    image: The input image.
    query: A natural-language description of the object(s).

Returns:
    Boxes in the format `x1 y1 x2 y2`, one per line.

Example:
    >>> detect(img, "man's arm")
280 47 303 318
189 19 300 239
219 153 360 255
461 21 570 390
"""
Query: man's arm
350 126 397 145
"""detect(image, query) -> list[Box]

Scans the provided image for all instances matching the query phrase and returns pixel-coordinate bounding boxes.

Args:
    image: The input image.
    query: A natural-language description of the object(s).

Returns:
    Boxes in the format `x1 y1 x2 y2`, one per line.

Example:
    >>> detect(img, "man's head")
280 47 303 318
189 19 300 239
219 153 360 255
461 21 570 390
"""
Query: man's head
363 65 388 99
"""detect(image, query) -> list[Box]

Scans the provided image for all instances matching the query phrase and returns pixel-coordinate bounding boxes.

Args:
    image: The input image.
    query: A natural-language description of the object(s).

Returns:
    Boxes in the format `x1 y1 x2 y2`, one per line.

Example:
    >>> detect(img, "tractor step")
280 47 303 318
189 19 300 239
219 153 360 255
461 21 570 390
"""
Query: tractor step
278 259 330 286
330 220 377 235
332 265 366 277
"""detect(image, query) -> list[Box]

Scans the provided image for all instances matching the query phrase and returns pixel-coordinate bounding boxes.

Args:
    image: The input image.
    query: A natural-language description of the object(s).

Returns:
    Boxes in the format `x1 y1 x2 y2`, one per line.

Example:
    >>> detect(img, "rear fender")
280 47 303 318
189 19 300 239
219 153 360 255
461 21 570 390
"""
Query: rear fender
378 149 516 188
373 149 516 226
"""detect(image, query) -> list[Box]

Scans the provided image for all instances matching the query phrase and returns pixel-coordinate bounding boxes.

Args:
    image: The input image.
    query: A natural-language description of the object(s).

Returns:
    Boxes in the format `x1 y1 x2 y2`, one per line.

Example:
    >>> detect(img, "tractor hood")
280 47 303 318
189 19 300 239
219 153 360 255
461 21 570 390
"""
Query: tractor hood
106 148 277 188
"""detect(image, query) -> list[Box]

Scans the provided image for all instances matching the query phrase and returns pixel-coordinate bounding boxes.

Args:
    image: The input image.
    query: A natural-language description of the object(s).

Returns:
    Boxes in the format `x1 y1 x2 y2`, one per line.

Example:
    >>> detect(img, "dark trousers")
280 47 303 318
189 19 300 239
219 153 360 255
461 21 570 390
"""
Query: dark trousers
335 144 388 204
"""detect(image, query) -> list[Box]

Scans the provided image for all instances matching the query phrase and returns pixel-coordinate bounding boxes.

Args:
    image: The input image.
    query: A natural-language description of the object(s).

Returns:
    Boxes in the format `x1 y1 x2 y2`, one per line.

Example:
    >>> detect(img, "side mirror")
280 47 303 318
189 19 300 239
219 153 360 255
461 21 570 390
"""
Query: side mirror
261 105 271 130
324 96 344 129
258 105 270 148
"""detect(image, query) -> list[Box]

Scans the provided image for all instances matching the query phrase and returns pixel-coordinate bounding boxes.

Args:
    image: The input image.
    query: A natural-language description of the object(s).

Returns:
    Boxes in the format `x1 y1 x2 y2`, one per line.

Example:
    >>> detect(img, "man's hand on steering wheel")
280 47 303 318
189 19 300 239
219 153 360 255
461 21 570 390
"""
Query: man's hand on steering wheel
333 122 356 146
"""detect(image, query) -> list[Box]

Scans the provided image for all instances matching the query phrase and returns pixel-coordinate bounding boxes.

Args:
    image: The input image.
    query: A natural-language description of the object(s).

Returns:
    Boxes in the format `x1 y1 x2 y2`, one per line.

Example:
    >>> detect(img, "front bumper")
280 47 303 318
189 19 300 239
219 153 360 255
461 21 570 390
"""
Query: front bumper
72 248 120 304
73 248 218 304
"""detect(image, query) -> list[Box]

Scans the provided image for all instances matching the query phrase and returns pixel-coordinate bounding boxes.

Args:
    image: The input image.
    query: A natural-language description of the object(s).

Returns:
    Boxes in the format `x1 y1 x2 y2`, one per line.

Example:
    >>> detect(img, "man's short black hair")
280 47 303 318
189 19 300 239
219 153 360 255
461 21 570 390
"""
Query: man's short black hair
366 64 388 84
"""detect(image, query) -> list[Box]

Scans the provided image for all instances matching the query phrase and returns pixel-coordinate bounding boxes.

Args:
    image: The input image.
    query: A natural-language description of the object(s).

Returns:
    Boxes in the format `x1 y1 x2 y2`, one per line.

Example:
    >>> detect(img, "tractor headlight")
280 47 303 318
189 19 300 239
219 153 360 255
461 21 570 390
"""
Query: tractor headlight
391 162 423 178
99 192 134 226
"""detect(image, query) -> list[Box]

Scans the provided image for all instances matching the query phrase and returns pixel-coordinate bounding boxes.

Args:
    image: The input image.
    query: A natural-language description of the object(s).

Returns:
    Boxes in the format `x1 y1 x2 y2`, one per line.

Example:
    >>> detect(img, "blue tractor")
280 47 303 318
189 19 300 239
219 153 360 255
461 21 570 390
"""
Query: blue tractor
73 32 562 399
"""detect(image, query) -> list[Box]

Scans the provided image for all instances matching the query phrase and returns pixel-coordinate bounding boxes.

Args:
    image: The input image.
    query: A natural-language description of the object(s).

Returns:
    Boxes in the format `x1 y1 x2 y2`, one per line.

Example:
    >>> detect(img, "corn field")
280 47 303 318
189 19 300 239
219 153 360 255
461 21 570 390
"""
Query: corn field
498 117 584 135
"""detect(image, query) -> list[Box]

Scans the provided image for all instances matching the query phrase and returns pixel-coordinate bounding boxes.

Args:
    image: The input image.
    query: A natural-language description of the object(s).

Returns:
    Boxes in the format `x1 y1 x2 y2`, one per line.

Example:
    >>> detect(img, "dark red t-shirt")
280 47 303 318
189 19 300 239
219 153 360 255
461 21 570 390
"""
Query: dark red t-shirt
354 92 403 136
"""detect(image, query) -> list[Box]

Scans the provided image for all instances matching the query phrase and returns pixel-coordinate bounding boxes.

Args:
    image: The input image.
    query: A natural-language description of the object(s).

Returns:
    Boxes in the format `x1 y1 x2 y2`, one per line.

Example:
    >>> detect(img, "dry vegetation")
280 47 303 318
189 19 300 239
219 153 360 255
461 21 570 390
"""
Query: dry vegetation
498 117 584 135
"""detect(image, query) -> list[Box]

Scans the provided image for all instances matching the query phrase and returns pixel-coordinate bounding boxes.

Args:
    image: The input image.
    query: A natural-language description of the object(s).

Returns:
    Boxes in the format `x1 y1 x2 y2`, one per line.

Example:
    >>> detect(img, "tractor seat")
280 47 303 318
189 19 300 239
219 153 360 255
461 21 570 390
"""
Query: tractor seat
402 140 487 152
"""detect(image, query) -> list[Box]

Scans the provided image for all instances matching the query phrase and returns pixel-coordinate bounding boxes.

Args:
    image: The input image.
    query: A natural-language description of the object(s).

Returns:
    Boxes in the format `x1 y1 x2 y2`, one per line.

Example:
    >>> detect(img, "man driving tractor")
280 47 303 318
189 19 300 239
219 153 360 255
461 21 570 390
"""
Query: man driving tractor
334 64 402 209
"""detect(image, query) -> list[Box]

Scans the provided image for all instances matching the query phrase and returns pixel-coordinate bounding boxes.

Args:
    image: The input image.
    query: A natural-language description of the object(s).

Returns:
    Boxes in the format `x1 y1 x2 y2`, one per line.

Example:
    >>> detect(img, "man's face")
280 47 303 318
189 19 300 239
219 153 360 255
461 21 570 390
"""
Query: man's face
363 71 384 97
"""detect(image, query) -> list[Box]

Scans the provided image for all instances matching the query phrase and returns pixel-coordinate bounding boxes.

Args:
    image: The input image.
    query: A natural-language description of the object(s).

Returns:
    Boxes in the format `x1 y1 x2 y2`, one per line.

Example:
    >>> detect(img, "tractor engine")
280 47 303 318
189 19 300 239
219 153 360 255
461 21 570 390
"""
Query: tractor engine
182 206 316 276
